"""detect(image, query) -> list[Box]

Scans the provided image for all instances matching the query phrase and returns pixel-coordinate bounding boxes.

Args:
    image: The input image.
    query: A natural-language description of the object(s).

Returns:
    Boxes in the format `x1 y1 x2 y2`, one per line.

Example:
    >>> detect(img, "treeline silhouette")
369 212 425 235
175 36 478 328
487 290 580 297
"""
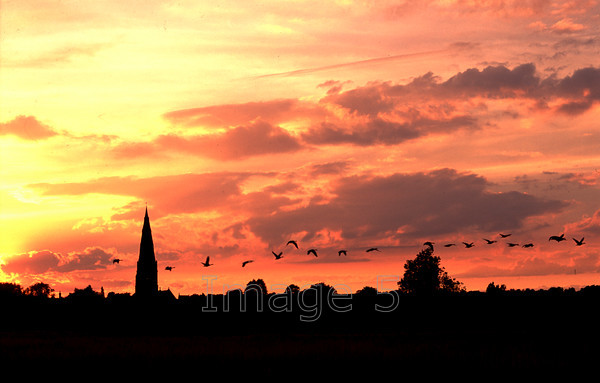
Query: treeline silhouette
3 278 600 332
3 244 600 334
2 245 600 377
2 280 600 376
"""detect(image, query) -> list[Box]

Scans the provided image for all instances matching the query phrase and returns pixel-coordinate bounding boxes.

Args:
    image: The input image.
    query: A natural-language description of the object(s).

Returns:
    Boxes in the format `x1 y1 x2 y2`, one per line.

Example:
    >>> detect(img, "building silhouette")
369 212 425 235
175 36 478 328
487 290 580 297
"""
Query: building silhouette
135 207 158 298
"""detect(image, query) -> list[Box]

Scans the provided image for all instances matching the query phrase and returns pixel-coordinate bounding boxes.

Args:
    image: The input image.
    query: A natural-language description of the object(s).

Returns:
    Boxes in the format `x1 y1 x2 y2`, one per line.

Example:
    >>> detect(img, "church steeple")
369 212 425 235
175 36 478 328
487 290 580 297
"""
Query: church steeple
135 206 158 298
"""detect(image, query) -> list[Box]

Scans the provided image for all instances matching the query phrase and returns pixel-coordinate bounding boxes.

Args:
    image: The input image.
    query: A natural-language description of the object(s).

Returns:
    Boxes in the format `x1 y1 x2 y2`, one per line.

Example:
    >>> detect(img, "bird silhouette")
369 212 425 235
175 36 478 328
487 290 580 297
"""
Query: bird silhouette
338 250 347 256
366 247 380 252
307 249 318 257
499 233 512 238
165 266 174 271
522 243 534 248
463 242 474 248
423 242 434 250
507 243 519 247
444 243 456 247
112 258 121 264
242 260 254 267
483 238 497 244
272 251 283 260
286 240 298 249
549 233 566 242
573 237 585 246
202 256 213 267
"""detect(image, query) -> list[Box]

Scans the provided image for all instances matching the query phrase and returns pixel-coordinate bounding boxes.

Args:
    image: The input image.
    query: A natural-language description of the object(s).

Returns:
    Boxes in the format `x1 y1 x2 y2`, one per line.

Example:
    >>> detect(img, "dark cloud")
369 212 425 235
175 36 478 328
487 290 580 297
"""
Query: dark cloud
309 161 351 177
2 250 61 274
553 37 599 50
57 247 114 272
1 247 114 275
441 63 540 97
246 169 568 246
323 63 600 119
302 115 476 146
552 66 600 102
0 115 57 140
327 84 396 116
325 63 541 107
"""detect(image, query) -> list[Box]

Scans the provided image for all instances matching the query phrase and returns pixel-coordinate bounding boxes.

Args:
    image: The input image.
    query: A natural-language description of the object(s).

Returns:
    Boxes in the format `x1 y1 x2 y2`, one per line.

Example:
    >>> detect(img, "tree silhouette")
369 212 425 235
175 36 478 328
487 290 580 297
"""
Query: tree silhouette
0 282 22 298
245 279 268 295
398 246 464 296
308 282 337 295
285 284 300 295
24 282 54 298
355 286 378 297
486 282 507 295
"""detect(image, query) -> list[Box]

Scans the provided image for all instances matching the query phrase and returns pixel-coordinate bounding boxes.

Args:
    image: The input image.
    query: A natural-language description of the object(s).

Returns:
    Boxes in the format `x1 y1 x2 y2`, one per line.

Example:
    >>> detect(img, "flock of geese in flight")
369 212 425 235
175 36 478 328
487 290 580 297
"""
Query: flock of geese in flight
111 233 586 271
422 233 585 252
227 232 584 270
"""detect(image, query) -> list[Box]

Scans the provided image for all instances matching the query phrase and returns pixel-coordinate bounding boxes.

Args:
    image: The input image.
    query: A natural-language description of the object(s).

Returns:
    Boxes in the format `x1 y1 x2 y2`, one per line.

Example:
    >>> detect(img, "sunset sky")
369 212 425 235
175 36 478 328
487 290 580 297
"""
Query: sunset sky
1 0 600 297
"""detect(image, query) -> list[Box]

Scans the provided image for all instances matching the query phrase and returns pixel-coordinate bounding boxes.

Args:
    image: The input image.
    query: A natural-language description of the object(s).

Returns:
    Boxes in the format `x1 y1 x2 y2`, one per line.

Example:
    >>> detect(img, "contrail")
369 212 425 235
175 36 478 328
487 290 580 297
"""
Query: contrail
249 48 452 79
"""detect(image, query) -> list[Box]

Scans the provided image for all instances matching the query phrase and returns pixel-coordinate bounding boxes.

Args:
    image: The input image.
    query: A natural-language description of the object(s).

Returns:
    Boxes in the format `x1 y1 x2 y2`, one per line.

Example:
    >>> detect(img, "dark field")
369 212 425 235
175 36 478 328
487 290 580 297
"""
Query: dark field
1 295 599 378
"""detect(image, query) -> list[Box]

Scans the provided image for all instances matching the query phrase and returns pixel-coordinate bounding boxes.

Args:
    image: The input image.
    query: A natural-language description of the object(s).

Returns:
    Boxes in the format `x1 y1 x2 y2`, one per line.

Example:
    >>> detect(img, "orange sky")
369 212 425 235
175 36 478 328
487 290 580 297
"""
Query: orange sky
1 0 600 296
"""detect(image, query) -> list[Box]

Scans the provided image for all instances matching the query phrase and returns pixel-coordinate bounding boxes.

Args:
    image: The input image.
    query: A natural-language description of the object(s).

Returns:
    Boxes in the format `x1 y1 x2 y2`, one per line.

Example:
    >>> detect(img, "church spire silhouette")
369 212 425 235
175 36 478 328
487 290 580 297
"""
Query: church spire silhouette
135 207 158 298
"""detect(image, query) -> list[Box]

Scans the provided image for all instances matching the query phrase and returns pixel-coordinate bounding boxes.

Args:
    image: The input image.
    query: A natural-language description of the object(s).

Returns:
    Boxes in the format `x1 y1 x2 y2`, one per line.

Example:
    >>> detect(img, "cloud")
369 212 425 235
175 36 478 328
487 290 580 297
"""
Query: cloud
29 172 253 217
1 250 61 275
111 64 600 161
113 121 304 160
550 18 585 34
1 247 114 275
159 121 303 160
57 247 115 272
6 43 111 68
323 63 600 118
324 63 540 106
246 168 568 246
550 66 600 113
565 210 600 236
302 116 477 146
441 63 540 97
28 171 300 222
163 99 327 128
458 257 573 278
459 251 600 278
309 161 351 177
27 168 567 254
0 115 57 140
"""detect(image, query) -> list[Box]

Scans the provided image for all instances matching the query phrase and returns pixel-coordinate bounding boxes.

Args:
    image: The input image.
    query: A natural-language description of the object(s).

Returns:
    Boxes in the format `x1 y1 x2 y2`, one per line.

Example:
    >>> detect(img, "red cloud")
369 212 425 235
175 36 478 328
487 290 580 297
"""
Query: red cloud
29 172 252 217
113 121 303 160
2 250 61 274
550 18 585 34
0 115 57 140
111 64 600 161
1 247 115 275
565 210 600 236
163 99 327 128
